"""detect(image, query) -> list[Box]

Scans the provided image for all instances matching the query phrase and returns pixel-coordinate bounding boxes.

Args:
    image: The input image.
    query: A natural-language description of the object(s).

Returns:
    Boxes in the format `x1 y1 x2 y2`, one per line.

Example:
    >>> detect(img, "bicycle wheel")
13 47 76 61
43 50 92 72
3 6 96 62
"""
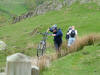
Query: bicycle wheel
42 41 46 52
37 41 44 57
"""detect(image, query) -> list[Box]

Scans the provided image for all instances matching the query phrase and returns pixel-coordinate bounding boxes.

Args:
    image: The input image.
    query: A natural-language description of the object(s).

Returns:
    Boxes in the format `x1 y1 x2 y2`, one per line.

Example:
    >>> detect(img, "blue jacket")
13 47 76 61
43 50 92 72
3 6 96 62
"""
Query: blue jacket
50 29 63 43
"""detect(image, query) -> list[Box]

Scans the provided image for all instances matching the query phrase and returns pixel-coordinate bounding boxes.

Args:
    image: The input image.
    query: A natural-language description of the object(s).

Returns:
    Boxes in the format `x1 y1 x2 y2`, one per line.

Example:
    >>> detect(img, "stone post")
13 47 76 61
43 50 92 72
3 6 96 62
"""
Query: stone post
6 53 31 75
31 66 39 75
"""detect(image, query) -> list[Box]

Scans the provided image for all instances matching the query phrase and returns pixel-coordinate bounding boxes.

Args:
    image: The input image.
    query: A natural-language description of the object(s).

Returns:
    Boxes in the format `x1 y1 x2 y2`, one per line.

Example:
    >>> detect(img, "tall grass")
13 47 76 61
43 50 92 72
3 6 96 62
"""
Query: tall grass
1 34 99 73
68 34 100 53
33 34 100 72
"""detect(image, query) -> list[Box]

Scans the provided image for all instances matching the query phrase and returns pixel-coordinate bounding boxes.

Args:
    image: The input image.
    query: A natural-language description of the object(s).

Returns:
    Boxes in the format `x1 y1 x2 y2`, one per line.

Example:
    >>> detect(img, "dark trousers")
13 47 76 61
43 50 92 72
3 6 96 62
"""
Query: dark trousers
54 42 62 51
54 42 62 57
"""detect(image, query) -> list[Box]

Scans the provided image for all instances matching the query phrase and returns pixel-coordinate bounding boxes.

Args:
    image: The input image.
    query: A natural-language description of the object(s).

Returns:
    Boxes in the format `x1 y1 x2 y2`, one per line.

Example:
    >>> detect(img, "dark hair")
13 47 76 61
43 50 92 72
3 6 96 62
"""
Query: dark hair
49 27 57 32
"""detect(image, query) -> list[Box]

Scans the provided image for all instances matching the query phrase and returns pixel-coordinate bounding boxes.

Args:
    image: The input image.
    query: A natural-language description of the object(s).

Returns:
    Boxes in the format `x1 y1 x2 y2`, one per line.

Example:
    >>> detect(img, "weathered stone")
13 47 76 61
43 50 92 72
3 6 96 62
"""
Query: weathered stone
31 66 39 75
66 0 77 7
80 0 92 4
6 53 31 75
0 41 6 51
12 0 64 23
55 3 63 10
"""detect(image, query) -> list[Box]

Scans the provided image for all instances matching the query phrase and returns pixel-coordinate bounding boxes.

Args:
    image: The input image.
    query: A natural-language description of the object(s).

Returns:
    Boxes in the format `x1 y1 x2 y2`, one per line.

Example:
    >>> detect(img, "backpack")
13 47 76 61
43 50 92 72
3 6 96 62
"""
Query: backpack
70 30 75 37
66 30 70 40
66 34 69 40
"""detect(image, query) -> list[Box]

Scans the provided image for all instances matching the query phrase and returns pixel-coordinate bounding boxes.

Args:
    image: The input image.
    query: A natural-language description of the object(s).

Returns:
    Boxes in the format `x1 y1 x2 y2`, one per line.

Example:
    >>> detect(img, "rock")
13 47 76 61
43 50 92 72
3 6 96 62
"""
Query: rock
55 2 63 10
7 53 30 62
0 41 6 50
65 0 77 7
31 66 39 75
12 0 64 23
80 0 92 4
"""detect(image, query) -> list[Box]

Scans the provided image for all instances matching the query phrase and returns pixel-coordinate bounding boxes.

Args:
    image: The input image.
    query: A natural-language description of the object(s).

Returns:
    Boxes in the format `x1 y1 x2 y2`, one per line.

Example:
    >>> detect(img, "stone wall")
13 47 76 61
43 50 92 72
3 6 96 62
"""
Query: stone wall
12 0 100 23
12 0 63 23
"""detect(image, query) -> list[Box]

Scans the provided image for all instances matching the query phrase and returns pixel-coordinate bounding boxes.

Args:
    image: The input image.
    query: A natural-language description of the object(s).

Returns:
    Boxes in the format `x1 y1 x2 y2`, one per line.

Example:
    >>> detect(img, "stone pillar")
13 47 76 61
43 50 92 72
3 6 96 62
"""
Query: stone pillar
6 53 31 75
31 66 39 75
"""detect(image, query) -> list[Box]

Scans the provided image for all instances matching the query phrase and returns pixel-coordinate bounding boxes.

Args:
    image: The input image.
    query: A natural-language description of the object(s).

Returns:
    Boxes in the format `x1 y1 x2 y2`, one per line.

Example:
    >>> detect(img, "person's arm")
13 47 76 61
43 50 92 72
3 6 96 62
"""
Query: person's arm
52 31 61 37
47 28 54 32
75 30 78 39
52 34 56 36
75 30 77 35
47 28 53 36
54 30 62 37
47 28 50 32
68 30 71 35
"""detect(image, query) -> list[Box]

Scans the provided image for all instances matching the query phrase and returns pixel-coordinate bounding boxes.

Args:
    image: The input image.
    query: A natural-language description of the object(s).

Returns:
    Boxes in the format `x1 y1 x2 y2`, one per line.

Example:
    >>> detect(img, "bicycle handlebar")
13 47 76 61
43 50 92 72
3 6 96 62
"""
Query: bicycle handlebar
37 32 52 36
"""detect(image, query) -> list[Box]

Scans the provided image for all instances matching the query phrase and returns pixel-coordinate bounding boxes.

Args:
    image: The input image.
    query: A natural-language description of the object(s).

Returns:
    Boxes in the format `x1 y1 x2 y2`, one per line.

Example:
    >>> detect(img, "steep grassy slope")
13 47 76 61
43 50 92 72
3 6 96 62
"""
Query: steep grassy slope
41 45 100 75
0 3 100 55
0 0 52 25
0 0 28 16
0 0 52 18
0 3 100 67
0 0 28 25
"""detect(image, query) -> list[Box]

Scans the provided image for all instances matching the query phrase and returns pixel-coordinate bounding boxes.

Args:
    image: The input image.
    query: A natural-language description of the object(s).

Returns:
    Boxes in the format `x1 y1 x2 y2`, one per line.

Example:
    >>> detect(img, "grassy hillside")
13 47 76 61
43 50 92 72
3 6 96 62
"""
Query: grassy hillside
41 44 100 75
0 0 28 16
0 0 28 26
0 2 100 54
0 2 100 68
0 0 52 25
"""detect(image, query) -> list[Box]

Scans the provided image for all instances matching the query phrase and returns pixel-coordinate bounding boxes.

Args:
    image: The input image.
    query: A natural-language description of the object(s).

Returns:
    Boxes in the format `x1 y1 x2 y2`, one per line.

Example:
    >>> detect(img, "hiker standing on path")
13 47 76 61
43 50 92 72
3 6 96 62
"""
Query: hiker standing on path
47 24 63 55
67 26 77 47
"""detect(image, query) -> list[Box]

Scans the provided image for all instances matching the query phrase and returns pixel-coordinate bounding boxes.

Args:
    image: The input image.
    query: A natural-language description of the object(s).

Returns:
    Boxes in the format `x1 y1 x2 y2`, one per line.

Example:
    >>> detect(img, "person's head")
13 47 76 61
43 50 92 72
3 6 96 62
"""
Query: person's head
68 26 72 30
51 24 57 32
72 26 75 30
53 27 57 32
52 24 57 28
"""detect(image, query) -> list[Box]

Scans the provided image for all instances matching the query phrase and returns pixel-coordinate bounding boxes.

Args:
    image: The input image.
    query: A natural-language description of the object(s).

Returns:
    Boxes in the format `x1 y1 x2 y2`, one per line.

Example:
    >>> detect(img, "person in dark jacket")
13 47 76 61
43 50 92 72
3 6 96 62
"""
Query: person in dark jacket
47 24 63 54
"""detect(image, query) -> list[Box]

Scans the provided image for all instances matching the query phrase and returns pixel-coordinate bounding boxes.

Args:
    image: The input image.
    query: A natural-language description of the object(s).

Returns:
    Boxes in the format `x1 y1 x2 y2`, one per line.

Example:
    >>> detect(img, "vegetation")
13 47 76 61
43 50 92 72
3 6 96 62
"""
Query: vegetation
0 1 100 73
41 45 100 75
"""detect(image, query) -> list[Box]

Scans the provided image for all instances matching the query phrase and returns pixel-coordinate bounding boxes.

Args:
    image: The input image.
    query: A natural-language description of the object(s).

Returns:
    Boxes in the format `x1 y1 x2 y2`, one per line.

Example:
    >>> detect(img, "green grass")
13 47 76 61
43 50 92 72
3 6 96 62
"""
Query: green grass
0 0 28 16
0 0 29 26
41 44 100 75
0 3 100 55
0 2 100 68
0 0 52 22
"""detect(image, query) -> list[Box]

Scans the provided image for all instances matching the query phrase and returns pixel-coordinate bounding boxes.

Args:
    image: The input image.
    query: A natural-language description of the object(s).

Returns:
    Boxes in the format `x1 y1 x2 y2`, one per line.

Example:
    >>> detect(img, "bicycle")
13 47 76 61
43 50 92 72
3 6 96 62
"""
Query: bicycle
37 32 52 57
